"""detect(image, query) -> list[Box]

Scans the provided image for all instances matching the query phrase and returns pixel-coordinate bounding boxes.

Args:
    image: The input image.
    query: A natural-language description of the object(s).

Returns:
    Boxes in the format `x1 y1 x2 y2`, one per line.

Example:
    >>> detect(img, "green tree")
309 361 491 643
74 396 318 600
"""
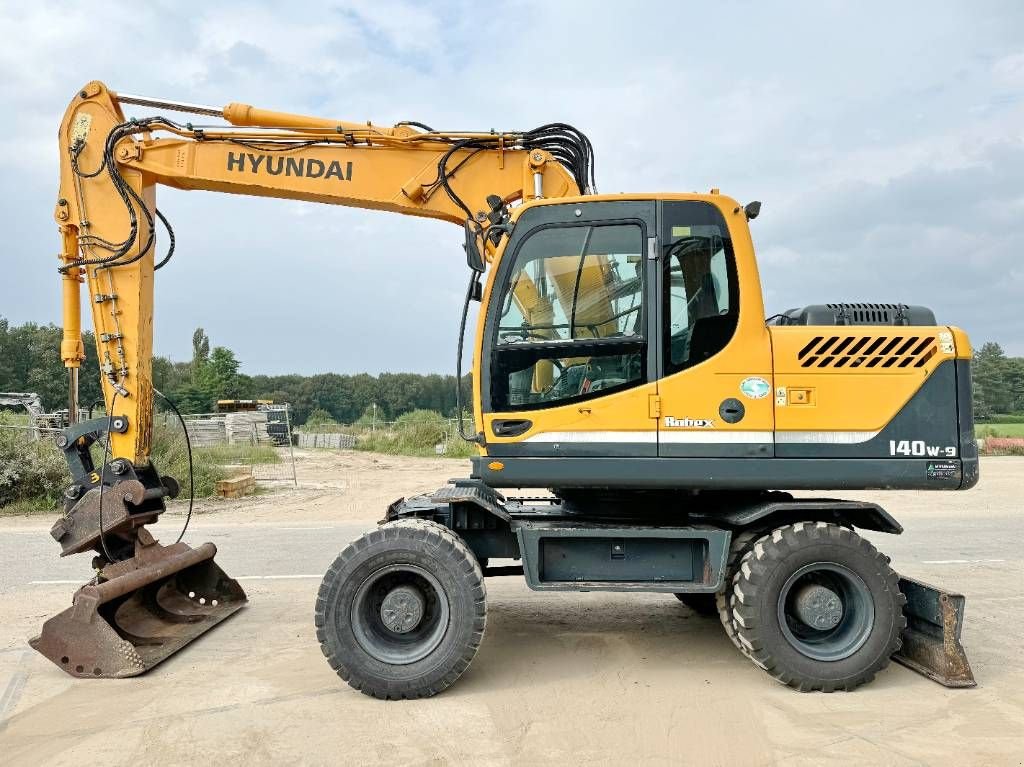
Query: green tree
305 408 338 428
973 342 1011 419
167 384 215 414
196 346 242 401
191 327 210 381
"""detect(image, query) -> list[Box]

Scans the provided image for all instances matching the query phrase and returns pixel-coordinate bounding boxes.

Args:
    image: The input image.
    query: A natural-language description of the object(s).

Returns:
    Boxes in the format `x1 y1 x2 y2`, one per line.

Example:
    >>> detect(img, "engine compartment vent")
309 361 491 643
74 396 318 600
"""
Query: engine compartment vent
797 335 938 369
773 303 937 327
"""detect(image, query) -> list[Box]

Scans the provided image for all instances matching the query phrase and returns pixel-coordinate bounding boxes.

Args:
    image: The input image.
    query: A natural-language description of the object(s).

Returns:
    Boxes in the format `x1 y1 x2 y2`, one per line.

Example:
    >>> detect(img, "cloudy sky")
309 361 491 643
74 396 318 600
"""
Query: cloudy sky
2 1 1022 374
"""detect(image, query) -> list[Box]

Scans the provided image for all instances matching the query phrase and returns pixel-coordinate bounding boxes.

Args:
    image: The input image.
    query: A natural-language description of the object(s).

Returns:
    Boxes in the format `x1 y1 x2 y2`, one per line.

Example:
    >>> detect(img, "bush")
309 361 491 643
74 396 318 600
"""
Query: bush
356 409 478 458
304 408 338 429
0 414 70 509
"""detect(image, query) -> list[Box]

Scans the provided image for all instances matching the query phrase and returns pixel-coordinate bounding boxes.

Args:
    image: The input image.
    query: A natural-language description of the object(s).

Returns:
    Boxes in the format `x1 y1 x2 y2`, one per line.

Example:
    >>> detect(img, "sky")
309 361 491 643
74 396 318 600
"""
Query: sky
2 1 1023 374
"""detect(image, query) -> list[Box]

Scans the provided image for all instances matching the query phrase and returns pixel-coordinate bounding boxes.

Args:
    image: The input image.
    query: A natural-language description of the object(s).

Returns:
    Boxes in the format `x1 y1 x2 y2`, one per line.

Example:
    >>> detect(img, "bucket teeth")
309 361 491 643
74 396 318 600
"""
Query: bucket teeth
29 540 246 678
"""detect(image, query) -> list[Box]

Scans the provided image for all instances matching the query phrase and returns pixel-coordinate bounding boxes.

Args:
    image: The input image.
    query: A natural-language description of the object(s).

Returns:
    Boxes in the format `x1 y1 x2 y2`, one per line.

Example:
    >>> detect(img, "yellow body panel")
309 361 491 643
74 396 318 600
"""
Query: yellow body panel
770 326 962 433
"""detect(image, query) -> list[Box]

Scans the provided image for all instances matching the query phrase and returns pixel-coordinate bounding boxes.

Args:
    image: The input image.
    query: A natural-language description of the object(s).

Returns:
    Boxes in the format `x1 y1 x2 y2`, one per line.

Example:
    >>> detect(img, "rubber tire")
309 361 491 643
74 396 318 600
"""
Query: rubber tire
730 521 906 692
315 518 487 699
673 593 717 616
715 530 761 654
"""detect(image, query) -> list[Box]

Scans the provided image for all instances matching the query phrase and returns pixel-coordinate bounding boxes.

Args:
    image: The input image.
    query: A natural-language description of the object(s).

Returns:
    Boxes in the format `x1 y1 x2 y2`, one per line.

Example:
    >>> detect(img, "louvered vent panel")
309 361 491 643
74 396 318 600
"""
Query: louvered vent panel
797 335 937 369
824 302 907 324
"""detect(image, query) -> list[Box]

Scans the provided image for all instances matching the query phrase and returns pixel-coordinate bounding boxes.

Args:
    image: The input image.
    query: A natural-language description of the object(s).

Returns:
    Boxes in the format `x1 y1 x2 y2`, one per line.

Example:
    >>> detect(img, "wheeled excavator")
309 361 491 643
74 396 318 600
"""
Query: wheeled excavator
32 81 977 697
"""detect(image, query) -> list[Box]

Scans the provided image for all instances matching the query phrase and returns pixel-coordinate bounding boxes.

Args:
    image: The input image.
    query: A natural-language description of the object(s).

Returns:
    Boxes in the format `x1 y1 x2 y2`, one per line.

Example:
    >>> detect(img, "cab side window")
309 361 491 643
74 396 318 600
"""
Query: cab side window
663 202 738 373
490 223 646 411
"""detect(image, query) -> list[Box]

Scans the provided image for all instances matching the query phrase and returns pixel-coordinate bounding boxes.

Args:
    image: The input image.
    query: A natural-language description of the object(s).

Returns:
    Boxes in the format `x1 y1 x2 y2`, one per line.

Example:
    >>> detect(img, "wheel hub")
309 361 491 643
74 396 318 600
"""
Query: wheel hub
792 583 843 630
350 563 451 665
777 562 875 662
380 585 425 634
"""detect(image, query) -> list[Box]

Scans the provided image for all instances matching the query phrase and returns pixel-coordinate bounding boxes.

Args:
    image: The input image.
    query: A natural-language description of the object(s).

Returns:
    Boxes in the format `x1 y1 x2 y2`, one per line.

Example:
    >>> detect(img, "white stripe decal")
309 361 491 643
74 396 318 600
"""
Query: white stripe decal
523 430 774 444
521 430 879 445
524 431 656 443
660 431 773 444
775 431 879 444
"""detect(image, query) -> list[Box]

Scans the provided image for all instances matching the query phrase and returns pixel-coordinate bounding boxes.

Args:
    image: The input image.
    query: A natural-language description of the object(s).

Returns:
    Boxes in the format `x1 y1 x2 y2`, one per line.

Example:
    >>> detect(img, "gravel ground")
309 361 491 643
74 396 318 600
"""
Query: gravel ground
0 451 1021 766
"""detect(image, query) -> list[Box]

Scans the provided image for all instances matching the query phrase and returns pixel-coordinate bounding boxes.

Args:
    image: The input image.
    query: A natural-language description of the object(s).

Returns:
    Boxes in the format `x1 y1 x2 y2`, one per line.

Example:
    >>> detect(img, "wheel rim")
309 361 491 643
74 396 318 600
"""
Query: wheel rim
777 562 875 661
351 564 450 665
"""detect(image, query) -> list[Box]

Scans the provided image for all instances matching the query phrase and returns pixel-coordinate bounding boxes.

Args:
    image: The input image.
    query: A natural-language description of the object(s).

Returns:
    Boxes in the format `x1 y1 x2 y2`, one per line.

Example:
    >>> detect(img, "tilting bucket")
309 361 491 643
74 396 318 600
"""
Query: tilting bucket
893 576 976 688
30 541 246 678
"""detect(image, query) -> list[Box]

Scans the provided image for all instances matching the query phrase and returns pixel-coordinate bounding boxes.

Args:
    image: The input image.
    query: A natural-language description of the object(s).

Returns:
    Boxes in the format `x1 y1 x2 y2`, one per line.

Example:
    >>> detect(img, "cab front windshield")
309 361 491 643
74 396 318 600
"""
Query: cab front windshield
491 223 645 411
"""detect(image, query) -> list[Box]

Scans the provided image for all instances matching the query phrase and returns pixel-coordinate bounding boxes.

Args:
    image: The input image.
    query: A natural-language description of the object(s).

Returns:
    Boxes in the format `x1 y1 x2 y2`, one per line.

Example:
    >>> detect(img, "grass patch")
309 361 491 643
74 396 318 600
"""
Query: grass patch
193 443 282 465
354 409 478 459
977 423 1024 438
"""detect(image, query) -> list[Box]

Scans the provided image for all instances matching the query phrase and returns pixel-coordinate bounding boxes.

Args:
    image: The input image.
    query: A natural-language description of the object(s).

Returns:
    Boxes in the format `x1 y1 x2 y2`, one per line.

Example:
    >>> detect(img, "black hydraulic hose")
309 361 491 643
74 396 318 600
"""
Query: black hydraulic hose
154 388 194 544
455 270 481 443
95 390 118 564
153 208 176 270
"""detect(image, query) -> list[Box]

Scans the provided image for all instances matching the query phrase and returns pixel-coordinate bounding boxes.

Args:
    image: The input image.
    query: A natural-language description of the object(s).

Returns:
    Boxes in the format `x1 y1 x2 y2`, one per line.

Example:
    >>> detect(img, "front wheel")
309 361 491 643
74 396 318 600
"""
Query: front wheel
315 518 487 699
730 521 906 692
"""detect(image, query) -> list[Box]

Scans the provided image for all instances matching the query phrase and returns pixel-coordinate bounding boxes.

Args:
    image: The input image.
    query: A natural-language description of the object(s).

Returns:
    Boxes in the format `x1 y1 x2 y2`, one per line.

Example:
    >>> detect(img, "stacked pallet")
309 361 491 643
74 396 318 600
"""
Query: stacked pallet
225 412 274 445
184 417 227 446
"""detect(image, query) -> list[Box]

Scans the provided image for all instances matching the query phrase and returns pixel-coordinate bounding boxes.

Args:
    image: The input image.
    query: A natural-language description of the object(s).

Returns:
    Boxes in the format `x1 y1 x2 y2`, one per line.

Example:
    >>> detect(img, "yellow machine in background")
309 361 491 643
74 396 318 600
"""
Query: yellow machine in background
33 82 976 698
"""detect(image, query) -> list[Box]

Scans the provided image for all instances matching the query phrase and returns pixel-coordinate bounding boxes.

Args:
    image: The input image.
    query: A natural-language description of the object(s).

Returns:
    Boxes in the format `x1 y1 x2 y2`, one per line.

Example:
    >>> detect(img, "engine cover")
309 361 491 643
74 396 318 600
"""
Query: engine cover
773 303 936 326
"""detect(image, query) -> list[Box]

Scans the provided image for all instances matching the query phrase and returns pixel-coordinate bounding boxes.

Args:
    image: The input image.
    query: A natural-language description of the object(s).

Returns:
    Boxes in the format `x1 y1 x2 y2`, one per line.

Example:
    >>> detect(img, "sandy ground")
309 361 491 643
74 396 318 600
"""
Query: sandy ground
0 451 1022 766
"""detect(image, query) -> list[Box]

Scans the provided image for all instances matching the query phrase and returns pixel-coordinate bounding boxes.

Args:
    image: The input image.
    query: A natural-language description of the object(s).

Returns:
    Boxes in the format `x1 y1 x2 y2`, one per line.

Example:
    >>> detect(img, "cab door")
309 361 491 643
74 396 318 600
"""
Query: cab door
655 200 774 457
480 200 659 458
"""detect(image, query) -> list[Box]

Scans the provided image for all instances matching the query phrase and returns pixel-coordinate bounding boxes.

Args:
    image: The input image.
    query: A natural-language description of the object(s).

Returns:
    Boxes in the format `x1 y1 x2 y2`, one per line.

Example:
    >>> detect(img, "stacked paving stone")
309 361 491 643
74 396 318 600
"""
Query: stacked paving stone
225 412 274 445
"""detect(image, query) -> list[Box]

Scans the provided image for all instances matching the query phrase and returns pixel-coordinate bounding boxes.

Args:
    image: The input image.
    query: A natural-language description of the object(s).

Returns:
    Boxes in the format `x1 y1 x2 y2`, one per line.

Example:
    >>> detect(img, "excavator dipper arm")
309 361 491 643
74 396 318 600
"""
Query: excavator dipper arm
35 81 587 678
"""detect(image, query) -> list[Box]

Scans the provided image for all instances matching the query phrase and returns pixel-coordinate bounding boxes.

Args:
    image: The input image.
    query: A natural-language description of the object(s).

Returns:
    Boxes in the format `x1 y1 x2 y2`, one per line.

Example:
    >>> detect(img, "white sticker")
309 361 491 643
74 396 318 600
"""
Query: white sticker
740 377 771 400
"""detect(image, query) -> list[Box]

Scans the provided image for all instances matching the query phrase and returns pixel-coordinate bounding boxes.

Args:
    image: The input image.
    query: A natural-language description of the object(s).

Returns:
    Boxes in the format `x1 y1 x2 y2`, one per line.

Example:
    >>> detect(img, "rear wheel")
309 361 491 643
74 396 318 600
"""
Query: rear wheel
315 518 486 699
730 522 905 692
715 530 760 653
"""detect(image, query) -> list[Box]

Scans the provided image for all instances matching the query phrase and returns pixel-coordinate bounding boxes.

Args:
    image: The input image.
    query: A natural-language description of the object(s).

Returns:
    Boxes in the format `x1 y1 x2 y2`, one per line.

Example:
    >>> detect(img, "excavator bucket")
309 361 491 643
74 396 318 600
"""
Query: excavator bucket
893 576 976 688
30 540 246 678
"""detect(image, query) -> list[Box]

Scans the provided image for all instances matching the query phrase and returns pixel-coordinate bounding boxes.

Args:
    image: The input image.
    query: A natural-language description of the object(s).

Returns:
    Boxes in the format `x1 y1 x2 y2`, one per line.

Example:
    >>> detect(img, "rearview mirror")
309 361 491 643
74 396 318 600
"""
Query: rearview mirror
464 222 485 273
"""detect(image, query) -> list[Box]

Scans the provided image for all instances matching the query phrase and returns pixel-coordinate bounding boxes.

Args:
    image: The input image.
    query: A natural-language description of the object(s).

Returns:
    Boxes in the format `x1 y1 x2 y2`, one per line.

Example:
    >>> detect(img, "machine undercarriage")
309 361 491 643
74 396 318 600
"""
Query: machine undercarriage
309 479 975 698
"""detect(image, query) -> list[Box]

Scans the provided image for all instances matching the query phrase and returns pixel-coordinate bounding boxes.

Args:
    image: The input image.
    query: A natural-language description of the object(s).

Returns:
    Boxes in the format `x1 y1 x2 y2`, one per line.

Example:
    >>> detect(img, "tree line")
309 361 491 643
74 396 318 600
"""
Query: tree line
0 320 469 425
1 318 1019 424
971 342 1024 420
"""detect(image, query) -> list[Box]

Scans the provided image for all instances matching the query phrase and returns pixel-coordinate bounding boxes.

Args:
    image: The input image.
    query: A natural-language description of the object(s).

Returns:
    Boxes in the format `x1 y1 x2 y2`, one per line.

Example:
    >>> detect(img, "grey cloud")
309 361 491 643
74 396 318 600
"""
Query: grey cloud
1 1 1022 373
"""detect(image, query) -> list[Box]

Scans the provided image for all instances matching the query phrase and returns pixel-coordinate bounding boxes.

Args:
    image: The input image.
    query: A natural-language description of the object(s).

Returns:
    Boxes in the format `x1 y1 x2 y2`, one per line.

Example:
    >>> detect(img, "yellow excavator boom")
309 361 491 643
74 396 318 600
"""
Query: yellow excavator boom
56 81 582 464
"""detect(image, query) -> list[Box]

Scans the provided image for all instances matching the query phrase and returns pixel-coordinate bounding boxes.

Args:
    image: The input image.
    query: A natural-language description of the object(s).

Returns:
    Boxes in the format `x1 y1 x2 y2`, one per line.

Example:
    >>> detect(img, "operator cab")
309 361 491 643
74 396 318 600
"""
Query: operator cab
478 195 752 474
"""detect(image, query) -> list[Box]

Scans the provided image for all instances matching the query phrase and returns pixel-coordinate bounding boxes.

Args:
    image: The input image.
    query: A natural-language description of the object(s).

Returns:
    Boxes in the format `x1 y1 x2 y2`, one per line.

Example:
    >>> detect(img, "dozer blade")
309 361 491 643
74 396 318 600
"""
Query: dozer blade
893 576 976 688
30 541 246 678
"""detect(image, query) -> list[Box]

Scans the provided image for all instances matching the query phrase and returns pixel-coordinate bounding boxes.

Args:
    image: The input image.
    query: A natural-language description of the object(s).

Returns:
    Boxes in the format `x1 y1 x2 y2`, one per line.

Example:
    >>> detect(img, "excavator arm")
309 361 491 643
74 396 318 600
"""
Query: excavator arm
32 81 590 678
56 81 585 465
